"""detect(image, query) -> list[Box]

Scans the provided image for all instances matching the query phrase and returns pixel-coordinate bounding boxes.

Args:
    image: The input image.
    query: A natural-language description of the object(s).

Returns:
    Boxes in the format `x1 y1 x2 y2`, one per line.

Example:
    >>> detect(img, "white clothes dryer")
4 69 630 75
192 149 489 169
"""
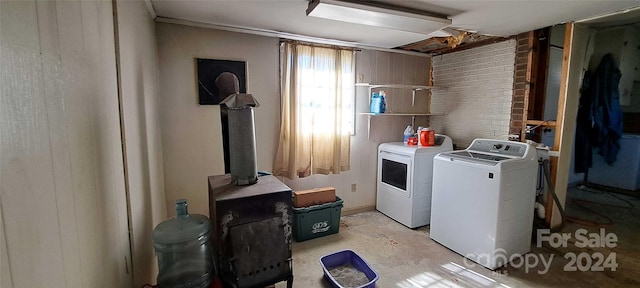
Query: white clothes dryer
376 135 453 228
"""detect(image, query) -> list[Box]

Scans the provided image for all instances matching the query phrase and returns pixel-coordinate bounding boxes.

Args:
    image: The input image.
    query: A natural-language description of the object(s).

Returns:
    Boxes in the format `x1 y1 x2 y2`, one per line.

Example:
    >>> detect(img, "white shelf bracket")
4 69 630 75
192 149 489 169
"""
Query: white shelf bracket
368 115 371 139
412 89 416 106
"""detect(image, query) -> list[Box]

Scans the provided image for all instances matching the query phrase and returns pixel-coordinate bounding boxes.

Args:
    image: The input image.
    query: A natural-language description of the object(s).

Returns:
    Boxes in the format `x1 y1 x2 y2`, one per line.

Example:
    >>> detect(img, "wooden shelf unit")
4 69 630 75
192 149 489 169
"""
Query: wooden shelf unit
356 83 441 139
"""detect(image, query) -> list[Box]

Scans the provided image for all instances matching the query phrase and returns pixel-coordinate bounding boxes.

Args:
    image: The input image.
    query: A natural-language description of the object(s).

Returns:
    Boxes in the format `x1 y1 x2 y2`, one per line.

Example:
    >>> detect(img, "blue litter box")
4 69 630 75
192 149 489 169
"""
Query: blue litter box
319 250 379 288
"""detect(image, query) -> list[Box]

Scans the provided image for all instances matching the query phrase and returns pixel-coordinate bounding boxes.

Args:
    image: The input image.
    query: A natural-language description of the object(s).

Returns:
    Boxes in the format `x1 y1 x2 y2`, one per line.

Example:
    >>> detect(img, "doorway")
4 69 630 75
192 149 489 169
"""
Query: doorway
571 10 640 191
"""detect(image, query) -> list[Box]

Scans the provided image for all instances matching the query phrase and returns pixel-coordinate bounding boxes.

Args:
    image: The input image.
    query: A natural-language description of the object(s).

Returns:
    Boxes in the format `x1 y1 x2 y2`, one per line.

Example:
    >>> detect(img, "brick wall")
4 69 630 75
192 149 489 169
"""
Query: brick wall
512 32 530 136
430 39 516 148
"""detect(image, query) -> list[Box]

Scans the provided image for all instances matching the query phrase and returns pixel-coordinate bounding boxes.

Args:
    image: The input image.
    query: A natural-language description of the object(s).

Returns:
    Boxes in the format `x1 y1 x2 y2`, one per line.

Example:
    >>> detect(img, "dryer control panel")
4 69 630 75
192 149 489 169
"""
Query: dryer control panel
467 139 528 158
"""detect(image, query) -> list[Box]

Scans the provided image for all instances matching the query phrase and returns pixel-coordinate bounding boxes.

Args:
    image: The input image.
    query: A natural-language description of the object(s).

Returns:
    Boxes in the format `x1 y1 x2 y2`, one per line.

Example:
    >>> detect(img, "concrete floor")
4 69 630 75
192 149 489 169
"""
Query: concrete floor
277 187 640 287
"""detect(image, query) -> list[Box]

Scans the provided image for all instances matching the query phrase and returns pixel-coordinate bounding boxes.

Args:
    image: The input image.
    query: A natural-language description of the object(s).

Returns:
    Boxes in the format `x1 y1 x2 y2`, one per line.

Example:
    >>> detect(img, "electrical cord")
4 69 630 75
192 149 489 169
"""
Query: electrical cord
608 190 635 209
567 183 635 226
525 120 553 133
536 162 544 196
577 184 635 209
567 199 614 226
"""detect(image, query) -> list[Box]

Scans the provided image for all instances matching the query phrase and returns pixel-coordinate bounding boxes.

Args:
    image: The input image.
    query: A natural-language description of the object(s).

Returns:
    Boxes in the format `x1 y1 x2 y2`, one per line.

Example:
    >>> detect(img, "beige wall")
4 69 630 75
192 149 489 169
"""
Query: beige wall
116 1 166 286
156 23 280 216
156 23 430 213
1 1 131 287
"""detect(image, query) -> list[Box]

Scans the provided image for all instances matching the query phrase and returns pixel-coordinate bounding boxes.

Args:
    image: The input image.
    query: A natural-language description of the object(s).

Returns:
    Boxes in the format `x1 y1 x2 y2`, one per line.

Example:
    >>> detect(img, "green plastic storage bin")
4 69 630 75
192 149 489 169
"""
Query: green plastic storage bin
293 197 343 242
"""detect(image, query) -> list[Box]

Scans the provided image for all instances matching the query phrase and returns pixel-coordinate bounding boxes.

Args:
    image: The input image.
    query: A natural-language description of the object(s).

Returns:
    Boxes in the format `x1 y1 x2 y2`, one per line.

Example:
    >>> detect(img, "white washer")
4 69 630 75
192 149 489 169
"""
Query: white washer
430 139 537 270
377 135 453 228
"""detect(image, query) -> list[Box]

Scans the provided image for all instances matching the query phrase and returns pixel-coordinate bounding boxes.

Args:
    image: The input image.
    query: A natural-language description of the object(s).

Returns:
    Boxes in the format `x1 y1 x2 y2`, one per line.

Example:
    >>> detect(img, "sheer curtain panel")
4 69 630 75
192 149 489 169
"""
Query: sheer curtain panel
273 42 355 179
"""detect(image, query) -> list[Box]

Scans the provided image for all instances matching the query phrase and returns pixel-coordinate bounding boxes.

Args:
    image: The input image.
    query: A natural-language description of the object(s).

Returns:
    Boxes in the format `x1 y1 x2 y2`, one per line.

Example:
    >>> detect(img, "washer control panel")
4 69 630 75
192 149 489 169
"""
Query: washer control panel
467 139 528 158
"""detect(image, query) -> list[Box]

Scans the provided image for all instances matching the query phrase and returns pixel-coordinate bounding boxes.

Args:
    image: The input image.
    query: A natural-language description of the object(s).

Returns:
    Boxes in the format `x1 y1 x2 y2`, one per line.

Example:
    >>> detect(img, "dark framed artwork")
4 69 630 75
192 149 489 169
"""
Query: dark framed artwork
196 58 247 105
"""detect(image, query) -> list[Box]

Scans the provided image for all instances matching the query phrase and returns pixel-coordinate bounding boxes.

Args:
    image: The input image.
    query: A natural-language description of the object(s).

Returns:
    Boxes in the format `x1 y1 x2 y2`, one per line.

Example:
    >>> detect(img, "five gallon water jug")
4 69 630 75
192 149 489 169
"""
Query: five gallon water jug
153 199 213 288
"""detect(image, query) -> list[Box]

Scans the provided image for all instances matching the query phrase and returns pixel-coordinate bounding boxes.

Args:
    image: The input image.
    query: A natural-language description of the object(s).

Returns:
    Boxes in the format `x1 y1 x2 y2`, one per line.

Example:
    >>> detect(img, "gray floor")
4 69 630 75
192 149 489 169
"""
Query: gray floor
278 187 640 287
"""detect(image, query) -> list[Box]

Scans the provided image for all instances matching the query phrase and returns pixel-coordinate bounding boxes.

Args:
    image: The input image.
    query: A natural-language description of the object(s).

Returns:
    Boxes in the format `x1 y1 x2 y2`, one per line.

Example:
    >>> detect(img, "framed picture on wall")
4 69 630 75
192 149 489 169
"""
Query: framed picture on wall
196 58 247 105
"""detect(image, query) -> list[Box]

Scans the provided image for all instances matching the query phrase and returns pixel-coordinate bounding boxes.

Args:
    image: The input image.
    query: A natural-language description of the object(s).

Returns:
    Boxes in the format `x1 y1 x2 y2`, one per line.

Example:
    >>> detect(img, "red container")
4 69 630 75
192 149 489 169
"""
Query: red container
420 128 435 146
407 136 418 145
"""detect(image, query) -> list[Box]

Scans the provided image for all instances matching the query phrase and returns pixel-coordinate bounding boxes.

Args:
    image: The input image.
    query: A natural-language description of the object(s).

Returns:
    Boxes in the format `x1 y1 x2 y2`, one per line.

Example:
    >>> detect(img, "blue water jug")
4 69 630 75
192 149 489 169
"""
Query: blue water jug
153 199 213 288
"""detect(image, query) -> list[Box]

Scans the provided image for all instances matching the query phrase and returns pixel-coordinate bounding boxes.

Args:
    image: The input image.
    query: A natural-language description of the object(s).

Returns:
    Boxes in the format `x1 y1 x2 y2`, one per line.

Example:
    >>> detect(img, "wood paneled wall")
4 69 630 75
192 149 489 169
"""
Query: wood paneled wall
115 1 167 286
1 1 131 286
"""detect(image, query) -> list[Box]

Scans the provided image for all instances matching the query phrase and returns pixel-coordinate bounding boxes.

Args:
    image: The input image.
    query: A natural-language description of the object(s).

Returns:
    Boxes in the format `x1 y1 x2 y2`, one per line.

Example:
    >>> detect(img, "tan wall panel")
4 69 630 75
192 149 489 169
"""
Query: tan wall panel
116 1 167 286
156 24 280 216
0 200 12 288
0 1 131 286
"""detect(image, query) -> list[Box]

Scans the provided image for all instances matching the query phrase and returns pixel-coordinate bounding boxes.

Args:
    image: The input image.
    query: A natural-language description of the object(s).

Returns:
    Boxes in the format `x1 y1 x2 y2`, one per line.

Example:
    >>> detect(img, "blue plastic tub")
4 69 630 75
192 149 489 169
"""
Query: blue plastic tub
319 250 379 288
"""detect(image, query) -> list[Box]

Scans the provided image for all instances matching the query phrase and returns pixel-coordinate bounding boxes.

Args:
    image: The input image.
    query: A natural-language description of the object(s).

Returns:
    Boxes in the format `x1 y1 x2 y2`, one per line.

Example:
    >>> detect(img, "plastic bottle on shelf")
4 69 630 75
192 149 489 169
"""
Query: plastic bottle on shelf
370 92 381 114
379 90 386 113
403 125 414 144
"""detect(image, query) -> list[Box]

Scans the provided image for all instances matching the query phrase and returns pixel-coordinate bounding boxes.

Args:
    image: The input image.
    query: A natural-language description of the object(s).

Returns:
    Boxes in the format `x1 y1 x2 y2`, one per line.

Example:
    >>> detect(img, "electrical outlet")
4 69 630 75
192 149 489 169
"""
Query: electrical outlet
357 74 364 83
351 183 357 192
535 146 550 161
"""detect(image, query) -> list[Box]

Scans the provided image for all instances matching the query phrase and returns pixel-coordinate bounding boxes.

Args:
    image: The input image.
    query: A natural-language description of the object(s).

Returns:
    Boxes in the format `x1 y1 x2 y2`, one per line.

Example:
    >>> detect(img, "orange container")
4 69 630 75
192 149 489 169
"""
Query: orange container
420 128 435 146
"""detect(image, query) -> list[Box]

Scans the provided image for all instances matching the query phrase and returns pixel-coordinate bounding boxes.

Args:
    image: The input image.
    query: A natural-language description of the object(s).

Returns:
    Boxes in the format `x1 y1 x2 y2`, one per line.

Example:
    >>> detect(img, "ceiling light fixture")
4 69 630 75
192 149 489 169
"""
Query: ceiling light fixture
306 0 451 35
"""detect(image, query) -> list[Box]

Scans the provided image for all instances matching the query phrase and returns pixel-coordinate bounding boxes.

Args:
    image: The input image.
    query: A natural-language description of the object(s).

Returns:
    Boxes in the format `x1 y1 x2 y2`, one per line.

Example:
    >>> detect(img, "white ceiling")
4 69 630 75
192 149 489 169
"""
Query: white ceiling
150 0 640 49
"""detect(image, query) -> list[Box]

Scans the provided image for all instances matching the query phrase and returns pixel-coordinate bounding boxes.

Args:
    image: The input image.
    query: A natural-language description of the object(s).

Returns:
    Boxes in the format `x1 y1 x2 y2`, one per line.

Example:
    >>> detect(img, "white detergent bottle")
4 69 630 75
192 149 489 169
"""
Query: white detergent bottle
403 125 414 144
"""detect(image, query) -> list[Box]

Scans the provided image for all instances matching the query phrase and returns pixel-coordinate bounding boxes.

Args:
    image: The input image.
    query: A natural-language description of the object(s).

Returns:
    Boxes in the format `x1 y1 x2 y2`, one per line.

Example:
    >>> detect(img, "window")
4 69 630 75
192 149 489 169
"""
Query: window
273 42 355 179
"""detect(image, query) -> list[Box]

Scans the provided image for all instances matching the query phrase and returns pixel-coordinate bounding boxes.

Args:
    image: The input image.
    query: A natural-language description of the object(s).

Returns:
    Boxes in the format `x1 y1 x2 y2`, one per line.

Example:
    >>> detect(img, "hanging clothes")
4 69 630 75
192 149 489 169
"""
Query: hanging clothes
590 53 624 165
574 70 593 173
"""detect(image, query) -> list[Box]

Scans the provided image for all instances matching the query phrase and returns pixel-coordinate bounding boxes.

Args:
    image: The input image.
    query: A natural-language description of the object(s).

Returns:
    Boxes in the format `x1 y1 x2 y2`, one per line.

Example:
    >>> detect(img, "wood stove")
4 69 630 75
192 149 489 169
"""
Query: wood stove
208 174 293 288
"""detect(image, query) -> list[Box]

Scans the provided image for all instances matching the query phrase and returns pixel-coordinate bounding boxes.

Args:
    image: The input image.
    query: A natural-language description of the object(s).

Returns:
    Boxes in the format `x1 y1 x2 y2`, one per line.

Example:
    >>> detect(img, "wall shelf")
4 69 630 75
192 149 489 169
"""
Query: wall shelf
356 83 436 106
355 83 435 90
359 113 443 139
359 113 441 116
356 82 442 139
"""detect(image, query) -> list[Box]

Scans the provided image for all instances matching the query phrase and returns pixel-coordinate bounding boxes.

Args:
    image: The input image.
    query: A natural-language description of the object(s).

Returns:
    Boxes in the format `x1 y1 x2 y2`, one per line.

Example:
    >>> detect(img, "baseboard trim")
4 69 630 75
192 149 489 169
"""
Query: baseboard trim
342 205 376 216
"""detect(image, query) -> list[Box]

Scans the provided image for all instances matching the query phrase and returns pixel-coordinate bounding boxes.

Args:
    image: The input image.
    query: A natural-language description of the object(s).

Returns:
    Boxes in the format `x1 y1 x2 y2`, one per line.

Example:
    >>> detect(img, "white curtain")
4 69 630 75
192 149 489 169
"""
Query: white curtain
273 42 355 179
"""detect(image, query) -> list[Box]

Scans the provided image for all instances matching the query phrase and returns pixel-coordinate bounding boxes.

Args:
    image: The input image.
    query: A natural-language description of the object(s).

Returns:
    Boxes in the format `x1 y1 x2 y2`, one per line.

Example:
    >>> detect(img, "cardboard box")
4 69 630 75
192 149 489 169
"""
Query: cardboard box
293 187 336 208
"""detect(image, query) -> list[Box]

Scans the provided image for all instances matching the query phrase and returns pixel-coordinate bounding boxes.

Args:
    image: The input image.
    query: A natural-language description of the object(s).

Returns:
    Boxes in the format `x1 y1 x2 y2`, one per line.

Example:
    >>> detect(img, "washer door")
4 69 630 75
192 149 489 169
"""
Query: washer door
378 151 412 198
